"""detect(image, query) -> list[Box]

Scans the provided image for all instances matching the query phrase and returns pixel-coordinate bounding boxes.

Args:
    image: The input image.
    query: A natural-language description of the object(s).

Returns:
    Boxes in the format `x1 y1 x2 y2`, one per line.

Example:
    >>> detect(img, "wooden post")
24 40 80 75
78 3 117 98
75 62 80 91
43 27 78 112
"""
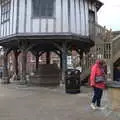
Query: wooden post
15 54 18 77
31 50 45 71
14 50 20 80
36 53 39 71
18 40 29 84
20 49 27 84
1 48 9 84
46 52 50 64
61 42 67 83
53 50 61 68
79 50 83 66
60 54 62 69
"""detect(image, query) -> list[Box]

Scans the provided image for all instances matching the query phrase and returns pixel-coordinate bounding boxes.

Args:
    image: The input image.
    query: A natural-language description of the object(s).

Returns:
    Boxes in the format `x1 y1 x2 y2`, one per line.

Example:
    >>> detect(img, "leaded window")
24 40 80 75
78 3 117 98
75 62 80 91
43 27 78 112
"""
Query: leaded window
1 0 11 24
89 10 95 23
32 0 54 18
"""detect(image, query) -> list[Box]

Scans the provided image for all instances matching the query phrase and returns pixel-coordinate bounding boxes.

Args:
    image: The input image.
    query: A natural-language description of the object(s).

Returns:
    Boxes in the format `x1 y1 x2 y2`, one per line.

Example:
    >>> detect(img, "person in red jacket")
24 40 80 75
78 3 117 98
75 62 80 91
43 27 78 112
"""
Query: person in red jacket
90 59 106 110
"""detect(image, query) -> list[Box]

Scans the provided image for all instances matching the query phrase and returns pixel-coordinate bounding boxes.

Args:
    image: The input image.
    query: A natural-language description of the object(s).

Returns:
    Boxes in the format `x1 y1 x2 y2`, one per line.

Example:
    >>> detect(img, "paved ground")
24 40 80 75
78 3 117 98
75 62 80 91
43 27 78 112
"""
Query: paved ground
0 84 119 120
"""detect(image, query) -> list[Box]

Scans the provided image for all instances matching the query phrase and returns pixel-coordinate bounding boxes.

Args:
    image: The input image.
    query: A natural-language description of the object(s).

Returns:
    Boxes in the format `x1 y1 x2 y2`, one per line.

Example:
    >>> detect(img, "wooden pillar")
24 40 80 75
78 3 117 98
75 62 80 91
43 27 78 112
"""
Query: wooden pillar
36 53 39 71
15 54 18 76
31 50 45 71
60 54 62 69
31 50 39 70
1 48 9 84
46 52 50 64
61 42 67 83
20 49 27 84
80 50 83 59
14 50 20 80
18 40 30 84
53 50 61 68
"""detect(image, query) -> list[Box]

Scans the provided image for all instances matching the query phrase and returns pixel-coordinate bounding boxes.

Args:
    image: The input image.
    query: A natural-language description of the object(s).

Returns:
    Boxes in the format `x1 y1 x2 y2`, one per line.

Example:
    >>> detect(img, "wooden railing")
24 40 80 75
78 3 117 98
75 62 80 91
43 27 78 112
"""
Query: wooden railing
89 21 108 42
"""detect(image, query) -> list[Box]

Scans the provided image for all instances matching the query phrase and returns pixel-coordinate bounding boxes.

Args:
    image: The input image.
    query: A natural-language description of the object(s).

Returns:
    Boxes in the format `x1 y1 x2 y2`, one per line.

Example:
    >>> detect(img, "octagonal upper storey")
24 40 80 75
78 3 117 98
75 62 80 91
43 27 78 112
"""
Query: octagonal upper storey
0 0 103 38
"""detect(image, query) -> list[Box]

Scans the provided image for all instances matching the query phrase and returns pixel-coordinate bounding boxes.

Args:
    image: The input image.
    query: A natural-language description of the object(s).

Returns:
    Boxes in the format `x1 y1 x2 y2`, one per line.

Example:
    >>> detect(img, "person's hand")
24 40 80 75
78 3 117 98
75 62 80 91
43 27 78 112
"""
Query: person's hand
90 83 95 87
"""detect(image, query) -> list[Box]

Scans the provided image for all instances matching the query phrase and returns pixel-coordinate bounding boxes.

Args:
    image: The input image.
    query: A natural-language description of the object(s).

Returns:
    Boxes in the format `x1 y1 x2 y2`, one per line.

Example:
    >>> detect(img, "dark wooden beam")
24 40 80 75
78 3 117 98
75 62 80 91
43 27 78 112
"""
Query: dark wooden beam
60 54 62 69
36 53 39 71
1 47 10 84
46 52 50 64
61 41 67 83
49 41 62 52
53 50 61 57
39 51 45 57
52 50 62 69
20 49 27 84
13 49 21 80
19 40 29 84
31 50 45 57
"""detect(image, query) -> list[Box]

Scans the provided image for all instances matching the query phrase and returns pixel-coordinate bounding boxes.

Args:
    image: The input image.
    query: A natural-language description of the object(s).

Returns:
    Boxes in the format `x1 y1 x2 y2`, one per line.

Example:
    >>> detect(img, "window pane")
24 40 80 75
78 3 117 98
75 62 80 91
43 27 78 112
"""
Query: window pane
6 12 9 20
32 0 54 18
47 0 54 17
1 0 11 23
89 10 95 22
1 16 3 23
40 0 47 17
32 0 40 18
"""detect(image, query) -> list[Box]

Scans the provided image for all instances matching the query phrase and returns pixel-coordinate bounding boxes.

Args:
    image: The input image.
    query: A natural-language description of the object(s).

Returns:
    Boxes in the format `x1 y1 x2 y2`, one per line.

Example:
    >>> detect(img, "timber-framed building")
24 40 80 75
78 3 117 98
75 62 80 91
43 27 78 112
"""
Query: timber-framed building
0 0 103 85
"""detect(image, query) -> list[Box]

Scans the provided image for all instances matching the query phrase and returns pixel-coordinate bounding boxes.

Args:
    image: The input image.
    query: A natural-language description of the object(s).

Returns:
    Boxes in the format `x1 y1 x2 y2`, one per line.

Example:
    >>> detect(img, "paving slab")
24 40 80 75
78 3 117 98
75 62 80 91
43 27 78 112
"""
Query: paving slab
0 84 119 120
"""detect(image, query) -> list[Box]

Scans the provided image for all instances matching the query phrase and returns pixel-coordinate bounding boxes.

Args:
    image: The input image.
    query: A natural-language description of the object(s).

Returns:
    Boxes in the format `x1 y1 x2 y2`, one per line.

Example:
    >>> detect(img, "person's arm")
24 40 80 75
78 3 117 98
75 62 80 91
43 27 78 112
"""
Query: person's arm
90 66 96 87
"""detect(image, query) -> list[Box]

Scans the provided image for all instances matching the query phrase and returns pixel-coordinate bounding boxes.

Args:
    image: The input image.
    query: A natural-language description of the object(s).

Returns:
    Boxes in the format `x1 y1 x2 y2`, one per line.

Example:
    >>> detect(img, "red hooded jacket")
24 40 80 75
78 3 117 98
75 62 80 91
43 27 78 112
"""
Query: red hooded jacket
89 60 106 89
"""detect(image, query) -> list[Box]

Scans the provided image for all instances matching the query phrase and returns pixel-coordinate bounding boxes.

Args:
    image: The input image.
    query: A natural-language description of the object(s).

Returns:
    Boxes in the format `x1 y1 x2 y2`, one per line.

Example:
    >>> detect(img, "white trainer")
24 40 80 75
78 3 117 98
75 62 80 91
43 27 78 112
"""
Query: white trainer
90 103 96 110
96 106 105 110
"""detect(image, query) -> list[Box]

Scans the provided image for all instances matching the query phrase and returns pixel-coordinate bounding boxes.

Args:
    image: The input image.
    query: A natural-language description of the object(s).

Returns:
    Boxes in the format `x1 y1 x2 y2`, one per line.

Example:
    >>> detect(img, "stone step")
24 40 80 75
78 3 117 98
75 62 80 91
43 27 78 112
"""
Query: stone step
29 64 61 86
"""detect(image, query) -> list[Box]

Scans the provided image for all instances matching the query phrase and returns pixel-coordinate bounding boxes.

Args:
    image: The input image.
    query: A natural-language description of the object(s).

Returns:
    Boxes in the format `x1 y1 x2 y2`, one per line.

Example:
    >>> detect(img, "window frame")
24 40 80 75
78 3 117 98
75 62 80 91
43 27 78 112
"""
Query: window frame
88 10 95 23
1 0 11 24
32 0 55 19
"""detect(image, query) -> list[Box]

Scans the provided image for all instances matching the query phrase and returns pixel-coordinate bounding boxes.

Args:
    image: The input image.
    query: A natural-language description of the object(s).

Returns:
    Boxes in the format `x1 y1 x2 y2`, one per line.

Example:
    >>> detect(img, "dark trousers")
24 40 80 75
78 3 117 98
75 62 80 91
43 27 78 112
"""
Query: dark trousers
92 87 103 107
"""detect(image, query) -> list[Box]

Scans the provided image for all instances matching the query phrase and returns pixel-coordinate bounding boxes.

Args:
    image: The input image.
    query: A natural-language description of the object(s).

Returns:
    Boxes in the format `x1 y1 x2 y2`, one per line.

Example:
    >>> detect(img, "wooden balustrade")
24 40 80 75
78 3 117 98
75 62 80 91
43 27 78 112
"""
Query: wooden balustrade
89 21 106 41
89 22 113 42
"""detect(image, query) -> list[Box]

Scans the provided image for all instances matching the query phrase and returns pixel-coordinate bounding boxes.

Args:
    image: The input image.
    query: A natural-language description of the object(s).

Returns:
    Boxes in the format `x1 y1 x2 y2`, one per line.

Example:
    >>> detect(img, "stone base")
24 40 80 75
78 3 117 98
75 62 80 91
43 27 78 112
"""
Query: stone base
19 80 27 85
0 77 9 84
29 64 61 86
1 81 10 84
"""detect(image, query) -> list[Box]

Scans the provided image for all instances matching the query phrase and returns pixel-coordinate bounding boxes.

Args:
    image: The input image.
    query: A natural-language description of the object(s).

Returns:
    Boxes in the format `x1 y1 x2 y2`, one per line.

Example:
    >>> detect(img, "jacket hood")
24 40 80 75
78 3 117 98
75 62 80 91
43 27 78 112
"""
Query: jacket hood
95 60 102 65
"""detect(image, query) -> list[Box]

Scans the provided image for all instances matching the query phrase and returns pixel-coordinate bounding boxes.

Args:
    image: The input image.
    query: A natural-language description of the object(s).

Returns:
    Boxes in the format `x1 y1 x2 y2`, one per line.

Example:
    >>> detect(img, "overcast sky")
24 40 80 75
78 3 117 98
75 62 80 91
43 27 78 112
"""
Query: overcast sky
98 0 120 31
